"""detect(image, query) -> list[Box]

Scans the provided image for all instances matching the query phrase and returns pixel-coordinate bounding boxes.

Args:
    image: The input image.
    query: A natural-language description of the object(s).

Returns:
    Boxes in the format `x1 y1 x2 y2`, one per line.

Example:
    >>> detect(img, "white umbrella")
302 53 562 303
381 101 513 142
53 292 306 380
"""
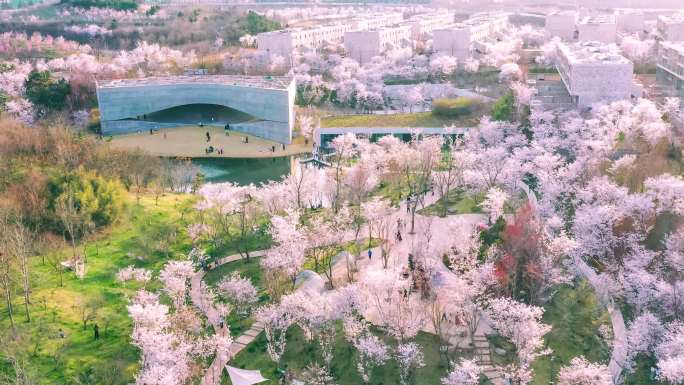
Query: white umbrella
225 365 269 385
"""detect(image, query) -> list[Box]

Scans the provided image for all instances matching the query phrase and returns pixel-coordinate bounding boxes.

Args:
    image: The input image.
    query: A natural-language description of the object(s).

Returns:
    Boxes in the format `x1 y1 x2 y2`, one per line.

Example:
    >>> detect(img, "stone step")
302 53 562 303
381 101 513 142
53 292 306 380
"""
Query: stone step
243 328 261 337
234 335 255 345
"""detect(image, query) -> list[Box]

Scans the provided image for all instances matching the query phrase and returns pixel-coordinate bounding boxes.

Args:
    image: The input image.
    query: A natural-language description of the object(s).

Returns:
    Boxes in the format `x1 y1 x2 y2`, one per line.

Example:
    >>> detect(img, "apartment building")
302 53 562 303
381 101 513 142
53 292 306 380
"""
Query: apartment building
656 12 684 41
545 11 578 41
256 12 404 57
555 41 637 107
615 9 645 34
656 41 684 100
432 12 509 61
344 24 413 63
577 15 617 43
404 11 455 40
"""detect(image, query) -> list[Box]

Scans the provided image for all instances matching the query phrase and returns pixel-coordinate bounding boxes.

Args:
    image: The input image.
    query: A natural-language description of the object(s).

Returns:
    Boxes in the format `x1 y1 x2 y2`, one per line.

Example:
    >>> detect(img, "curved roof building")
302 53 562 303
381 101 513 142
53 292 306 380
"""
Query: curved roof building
96 75 296 143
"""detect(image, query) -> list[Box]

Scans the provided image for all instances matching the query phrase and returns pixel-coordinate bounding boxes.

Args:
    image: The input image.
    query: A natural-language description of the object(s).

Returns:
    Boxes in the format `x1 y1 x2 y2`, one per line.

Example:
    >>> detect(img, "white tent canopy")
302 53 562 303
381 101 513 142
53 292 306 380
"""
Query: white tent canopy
225 366 269 385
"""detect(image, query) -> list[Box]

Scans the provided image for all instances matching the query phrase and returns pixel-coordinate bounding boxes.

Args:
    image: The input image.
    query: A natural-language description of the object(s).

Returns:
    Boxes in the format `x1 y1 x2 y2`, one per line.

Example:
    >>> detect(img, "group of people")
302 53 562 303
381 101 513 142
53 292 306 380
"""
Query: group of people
205 146 225 155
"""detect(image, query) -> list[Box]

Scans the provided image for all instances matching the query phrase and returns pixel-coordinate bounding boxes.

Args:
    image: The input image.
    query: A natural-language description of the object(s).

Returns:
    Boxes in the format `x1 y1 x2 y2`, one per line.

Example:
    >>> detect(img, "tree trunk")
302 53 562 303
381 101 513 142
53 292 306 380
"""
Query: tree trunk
3 282 15 332
21 268 30 322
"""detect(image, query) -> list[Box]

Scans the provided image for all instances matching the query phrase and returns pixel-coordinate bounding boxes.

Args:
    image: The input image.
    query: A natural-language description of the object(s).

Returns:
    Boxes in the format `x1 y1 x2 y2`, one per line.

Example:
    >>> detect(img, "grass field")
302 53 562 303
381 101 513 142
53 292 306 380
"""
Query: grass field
0 193 196 384
320 111 481 128
225 324 485 385
419 190 483 217
530 281 612 385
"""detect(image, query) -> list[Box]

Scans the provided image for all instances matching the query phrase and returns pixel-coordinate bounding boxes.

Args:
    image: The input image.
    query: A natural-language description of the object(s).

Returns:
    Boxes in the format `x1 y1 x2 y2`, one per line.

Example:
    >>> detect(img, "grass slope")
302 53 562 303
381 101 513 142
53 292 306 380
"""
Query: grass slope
320 112 480 128
0 193 195 384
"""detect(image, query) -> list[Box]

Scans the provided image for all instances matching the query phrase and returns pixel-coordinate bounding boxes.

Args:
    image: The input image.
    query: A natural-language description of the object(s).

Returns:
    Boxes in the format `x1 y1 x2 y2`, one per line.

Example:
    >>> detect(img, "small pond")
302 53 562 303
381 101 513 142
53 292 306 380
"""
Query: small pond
191 156 294 186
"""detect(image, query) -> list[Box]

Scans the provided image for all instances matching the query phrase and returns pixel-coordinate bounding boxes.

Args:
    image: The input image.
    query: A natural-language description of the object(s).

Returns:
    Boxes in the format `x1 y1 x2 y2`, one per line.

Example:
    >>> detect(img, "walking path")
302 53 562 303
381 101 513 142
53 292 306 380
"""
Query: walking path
189 251 265 385
573 256 627 384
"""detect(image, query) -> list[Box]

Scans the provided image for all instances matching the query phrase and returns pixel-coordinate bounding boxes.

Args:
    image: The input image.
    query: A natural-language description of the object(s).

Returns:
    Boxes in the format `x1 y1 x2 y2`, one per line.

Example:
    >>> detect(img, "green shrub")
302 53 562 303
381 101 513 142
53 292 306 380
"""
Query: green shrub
431 97 481 117
60 0 137 10
47 167 126 231
491 92 515 122
24 70 71 111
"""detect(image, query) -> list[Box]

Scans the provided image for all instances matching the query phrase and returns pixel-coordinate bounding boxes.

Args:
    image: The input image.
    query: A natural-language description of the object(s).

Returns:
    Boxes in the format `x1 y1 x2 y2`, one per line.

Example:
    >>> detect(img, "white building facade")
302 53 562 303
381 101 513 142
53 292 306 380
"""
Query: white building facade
657 13 684 41
256 12 403 57
577 15 617 44
615 10 645 34
555 41 636 108
545 11 578 41
344 25 413 64
432 12 509 61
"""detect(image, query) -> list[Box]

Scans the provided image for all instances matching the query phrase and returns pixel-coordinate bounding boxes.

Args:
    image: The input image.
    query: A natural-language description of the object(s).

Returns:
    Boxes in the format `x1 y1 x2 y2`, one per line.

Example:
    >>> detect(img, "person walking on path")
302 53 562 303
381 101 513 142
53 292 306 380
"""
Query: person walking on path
368 249 372 260
206 131 211 142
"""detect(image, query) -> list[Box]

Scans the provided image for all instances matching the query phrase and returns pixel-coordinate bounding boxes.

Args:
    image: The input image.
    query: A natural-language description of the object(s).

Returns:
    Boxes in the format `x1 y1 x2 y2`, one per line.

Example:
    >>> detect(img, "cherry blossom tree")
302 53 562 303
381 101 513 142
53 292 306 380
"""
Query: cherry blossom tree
197 182 262 260
360 268 426 341
362 198 398 268
480 187 508 223
158 260 194 310
217 272 258 314
396 342 425 385
255 303 295 363
656 321 684 384
354 334 390 383
557 357 612 385
499 63 522 83
441 358 482 385
261 210 307 290
487 297 551 385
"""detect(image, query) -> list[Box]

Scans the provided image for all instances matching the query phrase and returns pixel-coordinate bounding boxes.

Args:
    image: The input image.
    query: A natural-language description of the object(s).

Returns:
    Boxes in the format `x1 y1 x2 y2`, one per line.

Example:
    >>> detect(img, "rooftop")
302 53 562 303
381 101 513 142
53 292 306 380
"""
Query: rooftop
658 12 684 25
436 12 509 31
579 15 616 25
547 10 578 17
660 41 684 55
557 41 630 65
97 75 294 90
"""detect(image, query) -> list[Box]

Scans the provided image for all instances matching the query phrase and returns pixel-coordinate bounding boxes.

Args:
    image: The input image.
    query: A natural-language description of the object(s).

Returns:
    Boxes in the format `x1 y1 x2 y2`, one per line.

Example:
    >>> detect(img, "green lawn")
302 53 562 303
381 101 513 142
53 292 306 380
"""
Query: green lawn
530 281 612 385
320 111 481 128
225 324 477 385
418 190 483 217
0 193 196 385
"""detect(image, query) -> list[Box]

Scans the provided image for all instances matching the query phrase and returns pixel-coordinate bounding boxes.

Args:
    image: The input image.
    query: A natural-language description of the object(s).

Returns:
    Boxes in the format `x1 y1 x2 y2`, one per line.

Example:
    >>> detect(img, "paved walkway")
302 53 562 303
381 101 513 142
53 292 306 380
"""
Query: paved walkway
110 126 312 158
190 251 265 385
573 256 627 384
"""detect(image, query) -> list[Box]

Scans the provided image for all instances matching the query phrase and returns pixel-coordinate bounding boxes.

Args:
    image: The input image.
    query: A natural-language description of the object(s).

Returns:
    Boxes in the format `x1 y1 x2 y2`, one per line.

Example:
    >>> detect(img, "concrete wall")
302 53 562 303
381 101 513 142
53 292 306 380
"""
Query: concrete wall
433 28 471 61
256 32 293 57
545 13 577 40
344 30 382 64
658 21 684 41
616 12 645 34
569 62 634 107
98 80 295 143
578 22 617 43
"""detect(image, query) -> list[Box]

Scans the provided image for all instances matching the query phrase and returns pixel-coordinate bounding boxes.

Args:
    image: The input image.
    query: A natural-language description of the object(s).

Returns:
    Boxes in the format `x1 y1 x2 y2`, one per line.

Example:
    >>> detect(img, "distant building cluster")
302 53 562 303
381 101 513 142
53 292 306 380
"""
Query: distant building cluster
256 12 404 59
432 12 510 61
655 12 684 106
255 10 513 65
545 9 647 43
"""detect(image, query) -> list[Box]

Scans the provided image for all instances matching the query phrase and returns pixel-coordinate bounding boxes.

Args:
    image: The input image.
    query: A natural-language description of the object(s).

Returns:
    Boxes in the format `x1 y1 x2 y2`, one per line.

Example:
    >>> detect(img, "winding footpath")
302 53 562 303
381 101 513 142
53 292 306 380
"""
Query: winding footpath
573 256 627 384
189 251 266 385
190 189 625 385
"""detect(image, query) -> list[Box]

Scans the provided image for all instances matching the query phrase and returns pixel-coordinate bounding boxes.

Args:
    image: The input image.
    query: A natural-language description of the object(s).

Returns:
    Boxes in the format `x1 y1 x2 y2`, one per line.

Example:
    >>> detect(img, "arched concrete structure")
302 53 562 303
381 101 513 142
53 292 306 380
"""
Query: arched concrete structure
96 75 295 143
